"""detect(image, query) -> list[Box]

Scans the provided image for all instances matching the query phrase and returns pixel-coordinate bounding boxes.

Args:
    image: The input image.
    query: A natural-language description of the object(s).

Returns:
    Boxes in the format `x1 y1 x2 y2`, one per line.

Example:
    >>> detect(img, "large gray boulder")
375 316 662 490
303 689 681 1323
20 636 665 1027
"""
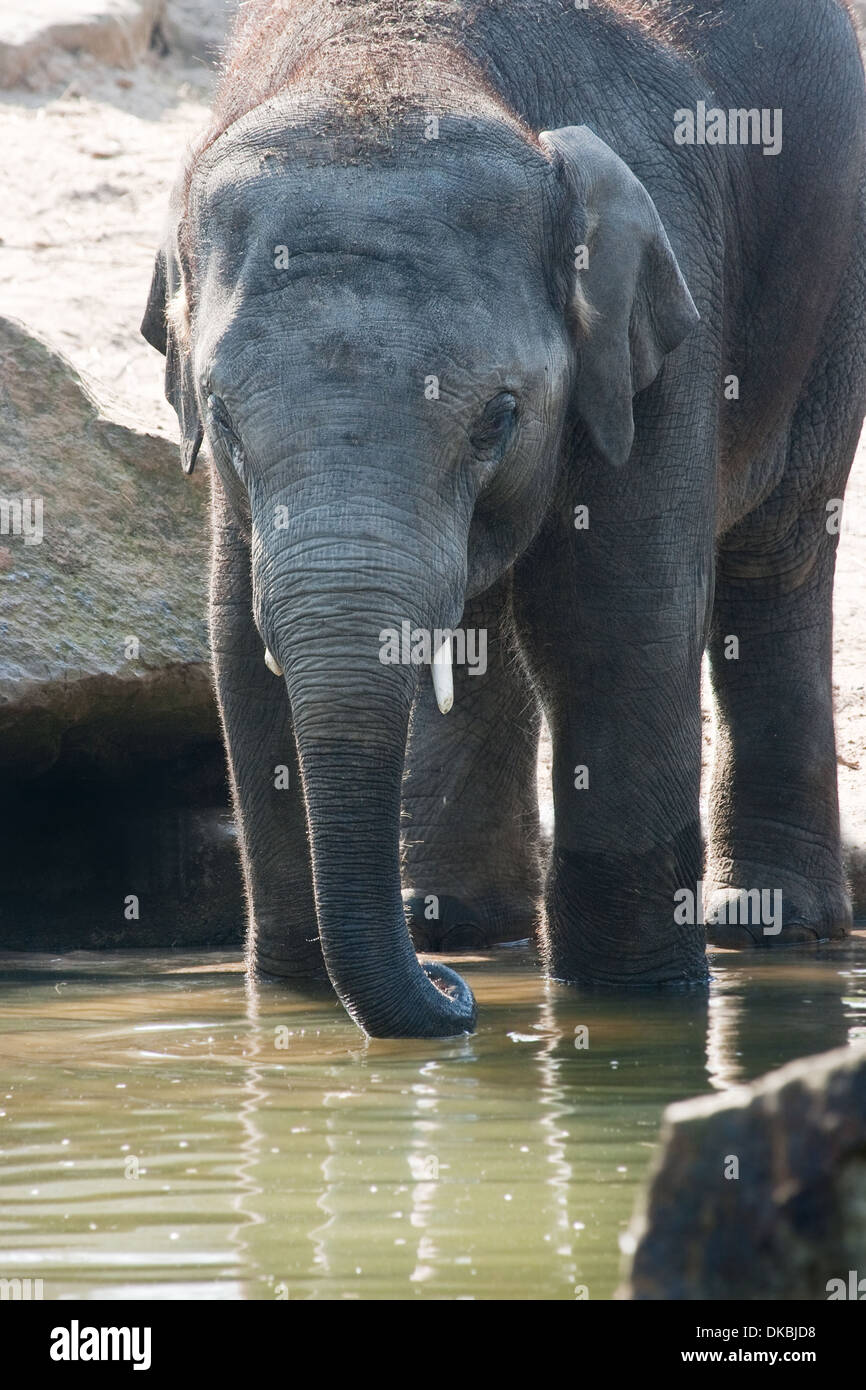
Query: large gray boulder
0 317 243 948
621 1044 866 1300
0 315 215 775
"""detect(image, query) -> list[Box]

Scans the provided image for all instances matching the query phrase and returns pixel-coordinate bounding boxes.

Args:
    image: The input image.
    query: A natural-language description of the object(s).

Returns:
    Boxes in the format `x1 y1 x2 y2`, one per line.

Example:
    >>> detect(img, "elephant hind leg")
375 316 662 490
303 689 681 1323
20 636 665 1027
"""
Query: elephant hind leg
706 541 851 948
706 262 866 949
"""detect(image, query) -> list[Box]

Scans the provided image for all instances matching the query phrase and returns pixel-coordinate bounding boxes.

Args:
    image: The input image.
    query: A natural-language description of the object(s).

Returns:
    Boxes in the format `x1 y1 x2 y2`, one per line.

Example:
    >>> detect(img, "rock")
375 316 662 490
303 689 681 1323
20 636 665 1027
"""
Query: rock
0 315 215 773
0 1 165 88
0 316 244 948
620 1044 866 1300
160 0 236 66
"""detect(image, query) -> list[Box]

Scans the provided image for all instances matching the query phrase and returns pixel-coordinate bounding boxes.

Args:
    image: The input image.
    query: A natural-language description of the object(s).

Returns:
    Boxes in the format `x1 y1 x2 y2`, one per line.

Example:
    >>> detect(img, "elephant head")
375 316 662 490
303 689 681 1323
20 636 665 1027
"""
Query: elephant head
142 103 697 1038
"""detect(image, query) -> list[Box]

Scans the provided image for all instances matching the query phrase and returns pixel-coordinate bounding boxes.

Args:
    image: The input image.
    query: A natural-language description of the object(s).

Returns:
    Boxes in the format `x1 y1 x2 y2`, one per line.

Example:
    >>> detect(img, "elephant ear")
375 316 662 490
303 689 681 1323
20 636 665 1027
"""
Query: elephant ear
141 240 203 475
540 124 699 468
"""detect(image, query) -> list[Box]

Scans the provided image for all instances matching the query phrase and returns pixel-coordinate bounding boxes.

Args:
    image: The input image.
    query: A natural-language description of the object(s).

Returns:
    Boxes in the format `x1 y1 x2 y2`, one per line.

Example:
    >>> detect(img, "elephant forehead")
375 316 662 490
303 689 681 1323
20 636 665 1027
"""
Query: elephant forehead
198 280 556 405
190 119 551 267
190 186 556 367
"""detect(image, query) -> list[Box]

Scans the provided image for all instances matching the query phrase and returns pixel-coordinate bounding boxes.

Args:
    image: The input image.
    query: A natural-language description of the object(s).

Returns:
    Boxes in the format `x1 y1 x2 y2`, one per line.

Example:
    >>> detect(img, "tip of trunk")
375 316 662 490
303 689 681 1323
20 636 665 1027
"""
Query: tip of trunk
340 956 477 1039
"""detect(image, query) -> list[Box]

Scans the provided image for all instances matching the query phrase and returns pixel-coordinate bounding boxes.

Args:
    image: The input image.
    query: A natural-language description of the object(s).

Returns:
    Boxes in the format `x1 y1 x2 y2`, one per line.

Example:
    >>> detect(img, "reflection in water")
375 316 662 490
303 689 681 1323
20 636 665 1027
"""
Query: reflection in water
706 983 746 1092
535 998 577 1296
229 995 267 1296
0 935 864 1299
705 950 853 1092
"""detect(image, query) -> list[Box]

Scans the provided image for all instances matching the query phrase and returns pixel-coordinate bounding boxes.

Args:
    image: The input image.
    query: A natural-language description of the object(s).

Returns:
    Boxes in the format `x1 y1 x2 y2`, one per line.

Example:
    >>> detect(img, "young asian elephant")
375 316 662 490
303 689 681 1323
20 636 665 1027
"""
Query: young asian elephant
142 0 866 1037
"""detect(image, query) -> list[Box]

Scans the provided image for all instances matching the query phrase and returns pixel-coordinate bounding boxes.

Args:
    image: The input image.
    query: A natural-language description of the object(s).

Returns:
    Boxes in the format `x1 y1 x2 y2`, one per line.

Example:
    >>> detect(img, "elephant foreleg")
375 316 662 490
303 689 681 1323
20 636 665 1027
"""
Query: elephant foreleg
209 477 325 981
401 574 543 950
512 399 715 987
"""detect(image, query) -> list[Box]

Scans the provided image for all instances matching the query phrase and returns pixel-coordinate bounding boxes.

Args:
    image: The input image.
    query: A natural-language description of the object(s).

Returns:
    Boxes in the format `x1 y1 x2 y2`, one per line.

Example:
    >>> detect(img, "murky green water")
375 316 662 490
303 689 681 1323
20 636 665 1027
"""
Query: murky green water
1 937 865 1300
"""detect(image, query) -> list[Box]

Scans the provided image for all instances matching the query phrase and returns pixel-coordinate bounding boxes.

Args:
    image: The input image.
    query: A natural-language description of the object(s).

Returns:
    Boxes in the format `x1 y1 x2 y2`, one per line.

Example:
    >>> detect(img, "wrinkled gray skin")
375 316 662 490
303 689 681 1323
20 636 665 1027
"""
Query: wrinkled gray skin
143 0 866 1037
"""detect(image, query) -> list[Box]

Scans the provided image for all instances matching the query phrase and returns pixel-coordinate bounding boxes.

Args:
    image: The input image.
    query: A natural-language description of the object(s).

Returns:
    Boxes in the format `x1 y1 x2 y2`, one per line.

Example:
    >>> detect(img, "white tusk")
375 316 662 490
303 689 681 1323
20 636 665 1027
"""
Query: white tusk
264 647 283 677
431 639 453 714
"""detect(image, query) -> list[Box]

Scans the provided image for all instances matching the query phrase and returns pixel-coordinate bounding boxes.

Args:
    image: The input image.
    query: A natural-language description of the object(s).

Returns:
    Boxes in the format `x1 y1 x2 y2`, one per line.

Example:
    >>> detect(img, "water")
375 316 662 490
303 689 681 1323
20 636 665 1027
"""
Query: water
1 937 865 1300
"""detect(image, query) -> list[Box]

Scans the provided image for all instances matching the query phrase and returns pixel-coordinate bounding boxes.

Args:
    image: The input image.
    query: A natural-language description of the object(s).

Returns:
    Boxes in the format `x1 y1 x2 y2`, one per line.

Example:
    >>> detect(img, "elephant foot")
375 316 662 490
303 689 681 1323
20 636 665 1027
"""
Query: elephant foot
704 879 850 950
545 933 709 989
542 836 709 988
251 956 332 985
248 926 330 985
403 890 538 950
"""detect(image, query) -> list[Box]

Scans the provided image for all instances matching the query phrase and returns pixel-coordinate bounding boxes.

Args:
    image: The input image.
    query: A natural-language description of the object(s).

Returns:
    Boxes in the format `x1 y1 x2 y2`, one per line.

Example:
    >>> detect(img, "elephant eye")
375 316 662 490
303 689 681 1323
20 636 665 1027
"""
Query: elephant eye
207 394 245 474
470 392 519 458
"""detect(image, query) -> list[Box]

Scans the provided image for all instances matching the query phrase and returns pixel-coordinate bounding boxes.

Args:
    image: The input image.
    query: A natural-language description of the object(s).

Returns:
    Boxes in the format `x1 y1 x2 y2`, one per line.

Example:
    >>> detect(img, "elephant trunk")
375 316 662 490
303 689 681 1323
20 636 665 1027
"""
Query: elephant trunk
293 726 476 1037
263 530 476 1038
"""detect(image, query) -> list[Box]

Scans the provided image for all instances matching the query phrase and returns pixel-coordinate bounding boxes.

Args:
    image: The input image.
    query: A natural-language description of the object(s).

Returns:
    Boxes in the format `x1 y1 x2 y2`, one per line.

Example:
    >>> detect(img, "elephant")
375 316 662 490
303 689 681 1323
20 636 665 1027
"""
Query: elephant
142 0 866 1037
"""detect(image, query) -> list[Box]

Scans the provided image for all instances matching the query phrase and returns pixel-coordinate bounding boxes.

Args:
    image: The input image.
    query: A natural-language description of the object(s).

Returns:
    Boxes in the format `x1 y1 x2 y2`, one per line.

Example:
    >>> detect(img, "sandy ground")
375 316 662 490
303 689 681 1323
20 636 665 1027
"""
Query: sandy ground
0 46 210 430
1 42 863 890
